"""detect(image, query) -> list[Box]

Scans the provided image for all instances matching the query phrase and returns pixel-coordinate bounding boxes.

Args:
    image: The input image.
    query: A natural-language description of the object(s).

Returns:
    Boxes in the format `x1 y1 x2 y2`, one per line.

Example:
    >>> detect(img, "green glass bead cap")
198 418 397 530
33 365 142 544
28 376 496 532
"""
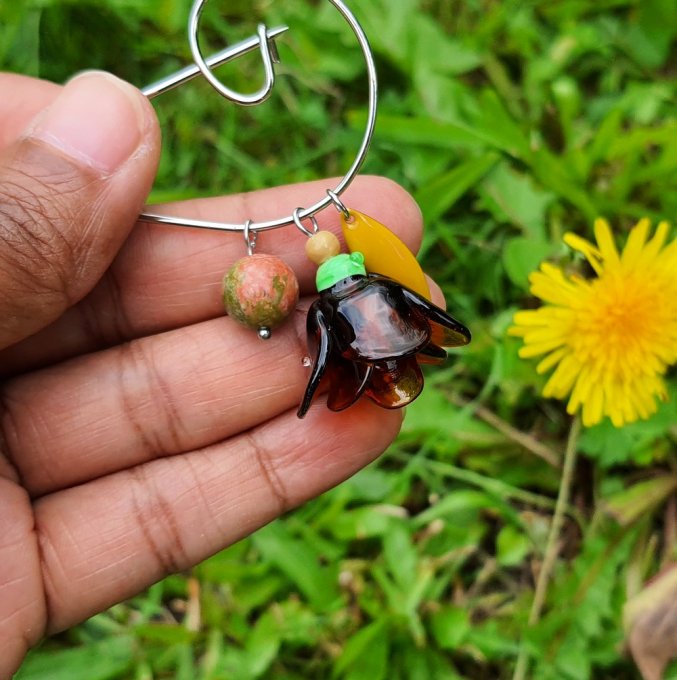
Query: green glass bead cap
316 252 366 291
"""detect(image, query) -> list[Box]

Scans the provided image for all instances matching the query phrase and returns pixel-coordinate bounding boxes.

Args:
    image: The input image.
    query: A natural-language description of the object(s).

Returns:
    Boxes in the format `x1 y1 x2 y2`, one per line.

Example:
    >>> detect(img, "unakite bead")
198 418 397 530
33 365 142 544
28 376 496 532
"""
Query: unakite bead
223 254 299 333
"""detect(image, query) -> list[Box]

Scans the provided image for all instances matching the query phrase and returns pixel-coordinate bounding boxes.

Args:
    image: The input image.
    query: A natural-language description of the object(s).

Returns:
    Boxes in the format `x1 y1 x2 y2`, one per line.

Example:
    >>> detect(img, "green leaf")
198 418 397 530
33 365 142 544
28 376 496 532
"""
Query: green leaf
414 489 498 527
397 643 463 680
533 528 638 678
580 397 677 467
608 120 677 159
334 619 389 680
462 90 532 160
276 599 320 646
529 148 598 220
355 113 486 150
331 506 397 541
402 387 497 444
604 476 677 527
502 236 554 289
359 92 531 161
16 637 135 680
415 152 500 222
586 107 624 168
552 635 591 680
496 524 532 567
478 162 555 240
466 620 519 657
252 522 339 610
624 0 677 68
411 15 483 79
430 607 470 649
244 610 282 678
383 522 418 591
0 6 40 75
342 467 396 503
551 75 581 138
133 623 196 645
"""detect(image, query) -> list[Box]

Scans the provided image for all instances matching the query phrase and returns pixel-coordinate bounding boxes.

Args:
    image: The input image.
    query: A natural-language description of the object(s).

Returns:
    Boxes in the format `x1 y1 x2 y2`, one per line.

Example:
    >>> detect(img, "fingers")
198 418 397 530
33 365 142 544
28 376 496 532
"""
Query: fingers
0 176 423 373
0 74 60 151
4 309 312 496
0 477 46 679
34 401 402 633
426 275 446 309
0 71 160 350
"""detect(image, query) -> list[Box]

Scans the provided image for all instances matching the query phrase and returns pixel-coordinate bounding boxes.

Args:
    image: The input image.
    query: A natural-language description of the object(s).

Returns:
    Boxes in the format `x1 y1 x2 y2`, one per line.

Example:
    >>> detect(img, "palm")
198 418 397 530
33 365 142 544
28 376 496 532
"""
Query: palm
0 74 422 678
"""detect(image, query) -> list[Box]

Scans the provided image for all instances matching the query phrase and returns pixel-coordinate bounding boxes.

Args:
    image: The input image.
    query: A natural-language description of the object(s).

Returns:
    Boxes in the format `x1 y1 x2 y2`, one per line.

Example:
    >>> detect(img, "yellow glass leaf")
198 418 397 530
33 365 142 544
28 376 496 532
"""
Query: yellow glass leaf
341 209 431 300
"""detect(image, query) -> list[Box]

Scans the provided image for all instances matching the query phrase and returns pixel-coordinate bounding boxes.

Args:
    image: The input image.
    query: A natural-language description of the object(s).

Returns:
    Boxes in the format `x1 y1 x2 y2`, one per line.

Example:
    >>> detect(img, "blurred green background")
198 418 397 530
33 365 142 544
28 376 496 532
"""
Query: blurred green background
3 0 677 678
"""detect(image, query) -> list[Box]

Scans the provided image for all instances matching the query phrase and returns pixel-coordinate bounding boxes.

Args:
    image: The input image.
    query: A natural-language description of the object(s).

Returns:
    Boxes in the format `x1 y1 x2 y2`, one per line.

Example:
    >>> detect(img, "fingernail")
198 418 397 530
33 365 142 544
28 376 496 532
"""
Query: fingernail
26 71 147 174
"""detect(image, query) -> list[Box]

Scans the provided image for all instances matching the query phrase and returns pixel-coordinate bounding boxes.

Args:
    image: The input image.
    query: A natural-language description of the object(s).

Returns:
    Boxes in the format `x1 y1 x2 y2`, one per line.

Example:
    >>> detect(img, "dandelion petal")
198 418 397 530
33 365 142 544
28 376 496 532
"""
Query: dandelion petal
510 219 677 428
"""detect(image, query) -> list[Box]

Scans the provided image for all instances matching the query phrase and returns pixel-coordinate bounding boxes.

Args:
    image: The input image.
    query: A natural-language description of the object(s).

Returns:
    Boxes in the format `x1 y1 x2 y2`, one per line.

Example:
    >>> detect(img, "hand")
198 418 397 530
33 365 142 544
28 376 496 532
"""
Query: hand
0 72 427 677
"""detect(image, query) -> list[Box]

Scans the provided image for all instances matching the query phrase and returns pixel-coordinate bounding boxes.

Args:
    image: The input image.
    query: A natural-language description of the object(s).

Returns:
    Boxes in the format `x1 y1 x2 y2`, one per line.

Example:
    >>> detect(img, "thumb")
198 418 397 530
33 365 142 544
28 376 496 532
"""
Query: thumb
0 71 160 350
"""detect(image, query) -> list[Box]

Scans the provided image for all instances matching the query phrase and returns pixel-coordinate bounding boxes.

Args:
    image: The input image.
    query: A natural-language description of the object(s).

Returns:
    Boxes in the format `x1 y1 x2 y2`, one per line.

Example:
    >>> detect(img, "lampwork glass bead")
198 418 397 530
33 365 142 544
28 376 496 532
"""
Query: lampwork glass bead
297 268 470 418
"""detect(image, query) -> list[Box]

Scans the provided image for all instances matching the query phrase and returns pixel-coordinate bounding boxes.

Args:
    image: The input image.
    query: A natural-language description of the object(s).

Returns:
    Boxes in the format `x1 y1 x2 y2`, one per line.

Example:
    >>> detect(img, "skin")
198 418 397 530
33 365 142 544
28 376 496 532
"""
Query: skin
0 72 444 679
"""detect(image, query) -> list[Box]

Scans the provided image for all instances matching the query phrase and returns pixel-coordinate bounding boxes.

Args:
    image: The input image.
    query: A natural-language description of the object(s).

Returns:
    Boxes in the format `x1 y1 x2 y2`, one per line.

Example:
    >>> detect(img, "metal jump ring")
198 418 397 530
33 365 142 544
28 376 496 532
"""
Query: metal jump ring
243 219 257 255
292 207 319 237
326 189 351 220
138 0 378 234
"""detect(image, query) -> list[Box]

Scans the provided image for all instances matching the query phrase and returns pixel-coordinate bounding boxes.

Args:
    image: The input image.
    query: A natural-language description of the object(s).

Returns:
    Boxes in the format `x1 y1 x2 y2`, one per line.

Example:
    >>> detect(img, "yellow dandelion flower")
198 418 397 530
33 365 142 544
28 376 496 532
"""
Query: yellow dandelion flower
509 219 677 427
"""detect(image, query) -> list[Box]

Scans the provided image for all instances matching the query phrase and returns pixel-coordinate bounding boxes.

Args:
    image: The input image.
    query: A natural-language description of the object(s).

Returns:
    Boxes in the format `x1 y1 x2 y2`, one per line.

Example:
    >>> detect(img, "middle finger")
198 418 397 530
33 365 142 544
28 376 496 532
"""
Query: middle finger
2 306 314 496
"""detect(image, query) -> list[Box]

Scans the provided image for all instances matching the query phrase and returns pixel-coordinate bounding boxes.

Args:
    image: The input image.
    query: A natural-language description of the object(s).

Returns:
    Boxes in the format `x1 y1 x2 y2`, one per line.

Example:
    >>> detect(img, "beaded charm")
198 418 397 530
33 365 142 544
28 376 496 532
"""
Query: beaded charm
222 253 299 339
221 220 299 339
133 1 471 414
297 208 470 418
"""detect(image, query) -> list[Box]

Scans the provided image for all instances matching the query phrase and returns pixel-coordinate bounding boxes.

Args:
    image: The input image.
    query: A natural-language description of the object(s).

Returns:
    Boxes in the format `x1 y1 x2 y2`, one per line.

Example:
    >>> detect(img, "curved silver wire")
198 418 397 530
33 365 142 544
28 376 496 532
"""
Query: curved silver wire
141 26 288 100
190 15 277 106
292 207 319 237
138 0 378 234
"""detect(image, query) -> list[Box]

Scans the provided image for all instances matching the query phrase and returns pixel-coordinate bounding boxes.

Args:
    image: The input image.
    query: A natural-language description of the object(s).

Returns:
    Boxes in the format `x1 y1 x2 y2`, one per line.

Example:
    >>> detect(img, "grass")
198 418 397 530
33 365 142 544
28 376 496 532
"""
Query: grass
3 0 677 678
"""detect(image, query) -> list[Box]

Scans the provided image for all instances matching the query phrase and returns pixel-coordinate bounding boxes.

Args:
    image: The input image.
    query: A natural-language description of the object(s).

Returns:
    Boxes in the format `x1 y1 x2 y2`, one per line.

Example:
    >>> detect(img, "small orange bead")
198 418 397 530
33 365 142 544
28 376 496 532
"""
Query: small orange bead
305 231 341 265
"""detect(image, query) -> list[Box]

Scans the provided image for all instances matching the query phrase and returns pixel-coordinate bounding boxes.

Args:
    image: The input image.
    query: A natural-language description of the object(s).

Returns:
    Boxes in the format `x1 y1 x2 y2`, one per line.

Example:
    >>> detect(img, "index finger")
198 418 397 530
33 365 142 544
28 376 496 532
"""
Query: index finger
1 74 60 150
0 176 424 374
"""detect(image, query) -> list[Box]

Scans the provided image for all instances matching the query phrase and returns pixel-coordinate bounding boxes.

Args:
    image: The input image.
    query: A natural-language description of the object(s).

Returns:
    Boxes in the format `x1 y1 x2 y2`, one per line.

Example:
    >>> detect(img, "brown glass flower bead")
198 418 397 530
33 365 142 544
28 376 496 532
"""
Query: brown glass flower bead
297 272 471 418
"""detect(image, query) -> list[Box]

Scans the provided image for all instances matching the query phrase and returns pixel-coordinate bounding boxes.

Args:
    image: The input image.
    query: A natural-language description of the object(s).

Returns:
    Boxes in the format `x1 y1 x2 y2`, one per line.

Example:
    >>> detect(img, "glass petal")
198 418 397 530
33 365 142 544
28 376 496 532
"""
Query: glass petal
335 277 430 360
297 302 332 418
326 357 372 411
398 285 471 348
416 342 447 365
365 356 424 409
